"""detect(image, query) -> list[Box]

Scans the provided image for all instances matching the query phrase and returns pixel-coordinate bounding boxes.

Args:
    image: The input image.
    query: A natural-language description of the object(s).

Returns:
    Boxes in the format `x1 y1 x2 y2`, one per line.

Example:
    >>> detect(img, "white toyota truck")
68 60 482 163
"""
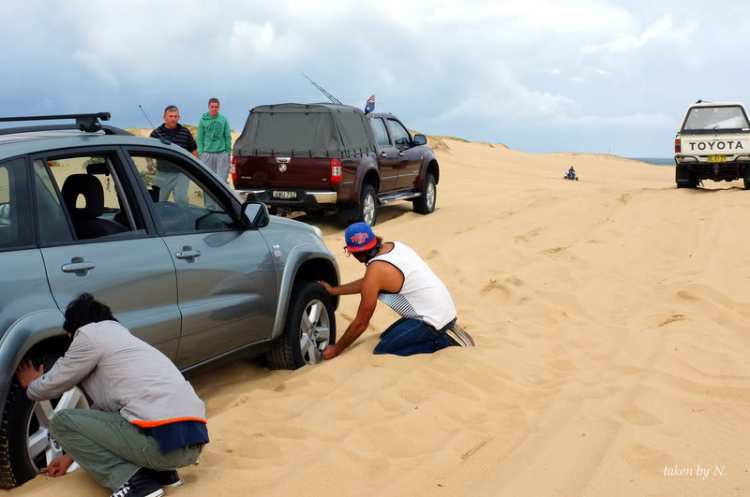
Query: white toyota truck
674 100 750 188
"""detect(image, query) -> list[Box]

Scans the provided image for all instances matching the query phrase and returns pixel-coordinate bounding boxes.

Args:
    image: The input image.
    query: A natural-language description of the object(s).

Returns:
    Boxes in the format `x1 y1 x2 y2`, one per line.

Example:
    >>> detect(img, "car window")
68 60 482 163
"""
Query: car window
370 118 391 147
37 153 147 243
0 158 33 250
387 119 411 146
683 106 750 131
32 160 74 244
129 152 237 235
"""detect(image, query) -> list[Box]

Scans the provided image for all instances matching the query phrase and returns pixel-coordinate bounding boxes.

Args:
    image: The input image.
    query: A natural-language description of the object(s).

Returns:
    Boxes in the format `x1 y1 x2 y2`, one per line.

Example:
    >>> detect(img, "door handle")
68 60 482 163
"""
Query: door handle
62 257 96 276
398 151 404 157
380 151 387 158
175 246 201 261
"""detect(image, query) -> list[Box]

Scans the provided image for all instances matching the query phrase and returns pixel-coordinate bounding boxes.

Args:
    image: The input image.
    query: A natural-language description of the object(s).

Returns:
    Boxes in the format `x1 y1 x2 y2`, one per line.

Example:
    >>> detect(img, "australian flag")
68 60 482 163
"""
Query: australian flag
364 95 375 114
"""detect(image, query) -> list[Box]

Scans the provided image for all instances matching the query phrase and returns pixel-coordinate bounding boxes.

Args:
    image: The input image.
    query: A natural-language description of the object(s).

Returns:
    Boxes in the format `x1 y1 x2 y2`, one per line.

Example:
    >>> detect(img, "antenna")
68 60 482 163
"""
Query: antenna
138 104 169 144
301 73 343 105
138 105 157 129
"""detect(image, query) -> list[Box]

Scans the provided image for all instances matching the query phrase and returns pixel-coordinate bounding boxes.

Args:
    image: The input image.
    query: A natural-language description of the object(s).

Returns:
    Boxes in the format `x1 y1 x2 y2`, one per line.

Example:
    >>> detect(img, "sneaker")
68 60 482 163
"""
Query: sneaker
110 468 164 497
445 323 475 347
155 470 182 488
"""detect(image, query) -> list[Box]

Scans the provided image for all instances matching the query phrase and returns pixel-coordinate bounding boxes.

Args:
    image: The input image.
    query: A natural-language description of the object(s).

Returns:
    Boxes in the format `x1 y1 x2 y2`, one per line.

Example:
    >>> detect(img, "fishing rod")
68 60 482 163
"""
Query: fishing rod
301 73 343 105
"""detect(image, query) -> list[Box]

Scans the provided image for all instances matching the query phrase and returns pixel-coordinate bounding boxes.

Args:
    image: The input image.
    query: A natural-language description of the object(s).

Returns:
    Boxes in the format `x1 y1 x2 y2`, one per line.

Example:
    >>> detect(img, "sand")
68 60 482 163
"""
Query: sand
11 137 750 496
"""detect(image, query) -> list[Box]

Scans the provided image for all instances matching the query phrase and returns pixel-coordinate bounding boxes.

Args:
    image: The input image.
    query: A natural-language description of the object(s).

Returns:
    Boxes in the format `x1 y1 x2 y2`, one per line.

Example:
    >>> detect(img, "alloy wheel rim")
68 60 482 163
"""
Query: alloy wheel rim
363 194 376 225
299 299 331 365
426 183 436 209
26 387 89 473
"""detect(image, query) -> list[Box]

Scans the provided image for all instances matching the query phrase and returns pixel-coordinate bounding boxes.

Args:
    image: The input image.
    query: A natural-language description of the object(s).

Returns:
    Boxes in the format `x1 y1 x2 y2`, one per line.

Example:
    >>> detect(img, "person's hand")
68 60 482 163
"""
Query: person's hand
317 280 332 294
42 455 74 477
322 344 341 360
15 359 43 389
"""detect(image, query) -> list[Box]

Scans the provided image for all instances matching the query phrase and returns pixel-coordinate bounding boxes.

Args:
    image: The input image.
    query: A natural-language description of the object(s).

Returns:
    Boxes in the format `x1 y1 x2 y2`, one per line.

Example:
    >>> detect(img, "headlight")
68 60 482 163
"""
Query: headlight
312 226 324 240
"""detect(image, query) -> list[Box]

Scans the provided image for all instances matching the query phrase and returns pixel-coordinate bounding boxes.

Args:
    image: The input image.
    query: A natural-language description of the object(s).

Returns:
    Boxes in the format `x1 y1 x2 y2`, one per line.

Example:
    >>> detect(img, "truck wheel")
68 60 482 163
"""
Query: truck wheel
413 173 436 214
0 353 89 489
357 183 378 226
265 282 336 371
676 165 697 189
744 177 750 190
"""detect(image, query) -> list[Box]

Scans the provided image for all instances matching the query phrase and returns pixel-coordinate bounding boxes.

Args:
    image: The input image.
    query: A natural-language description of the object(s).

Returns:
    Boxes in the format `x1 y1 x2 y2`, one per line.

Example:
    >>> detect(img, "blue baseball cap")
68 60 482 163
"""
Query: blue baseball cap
344 222 377 252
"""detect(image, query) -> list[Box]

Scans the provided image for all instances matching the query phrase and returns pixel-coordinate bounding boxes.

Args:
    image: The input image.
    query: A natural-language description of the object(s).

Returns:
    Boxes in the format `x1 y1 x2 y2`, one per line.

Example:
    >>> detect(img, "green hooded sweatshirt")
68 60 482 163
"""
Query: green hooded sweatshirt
197 112 232 155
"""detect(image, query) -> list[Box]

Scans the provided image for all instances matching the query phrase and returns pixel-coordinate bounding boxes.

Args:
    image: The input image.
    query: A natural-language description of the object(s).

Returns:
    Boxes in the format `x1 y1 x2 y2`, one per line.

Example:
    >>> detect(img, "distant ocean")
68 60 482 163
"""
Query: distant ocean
629 158 674 166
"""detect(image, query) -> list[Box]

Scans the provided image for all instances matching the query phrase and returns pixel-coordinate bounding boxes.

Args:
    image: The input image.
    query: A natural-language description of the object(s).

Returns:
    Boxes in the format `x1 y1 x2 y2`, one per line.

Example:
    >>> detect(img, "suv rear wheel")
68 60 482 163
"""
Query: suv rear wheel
357 183 378 226
676 165 697 189
0 353 89 489
413 173 437 214
265 282 336 370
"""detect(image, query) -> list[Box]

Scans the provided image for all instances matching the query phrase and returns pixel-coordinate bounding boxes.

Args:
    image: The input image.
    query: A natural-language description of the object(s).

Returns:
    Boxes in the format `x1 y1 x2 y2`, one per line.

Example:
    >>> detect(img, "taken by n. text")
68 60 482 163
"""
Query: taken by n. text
663 465 726 480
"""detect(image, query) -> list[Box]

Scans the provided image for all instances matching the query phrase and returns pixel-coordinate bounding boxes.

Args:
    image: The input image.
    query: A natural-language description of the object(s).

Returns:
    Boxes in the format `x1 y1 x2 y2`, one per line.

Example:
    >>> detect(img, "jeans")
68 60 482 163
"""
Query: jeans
49 409 203 490
373 317 454 356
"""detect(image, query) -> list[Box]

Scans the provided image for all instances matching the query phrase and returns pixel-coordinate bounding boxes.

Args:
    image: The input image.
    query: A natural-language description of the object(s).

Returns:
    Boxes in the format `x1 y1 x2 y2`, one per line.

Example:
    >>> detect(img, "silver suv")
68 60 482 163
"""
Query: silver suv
0 113 339 488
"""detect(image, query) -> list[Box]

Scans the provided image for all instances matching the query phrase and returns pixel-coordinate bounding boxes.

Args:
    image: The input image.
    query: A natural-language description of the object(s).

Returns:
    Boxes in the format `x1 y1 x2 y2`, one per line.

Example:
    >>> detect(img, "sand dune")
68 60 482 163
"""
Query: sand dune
12 137 750 496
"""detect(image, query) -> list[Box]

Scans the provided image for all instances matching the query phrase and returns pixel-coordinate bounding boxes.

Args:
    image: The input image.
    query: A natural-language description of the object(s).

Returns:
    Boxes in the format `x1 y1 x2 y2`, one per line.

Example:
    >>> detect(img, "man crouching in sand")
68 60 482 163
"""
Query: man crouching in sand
319 222 474 360
15 293 208 497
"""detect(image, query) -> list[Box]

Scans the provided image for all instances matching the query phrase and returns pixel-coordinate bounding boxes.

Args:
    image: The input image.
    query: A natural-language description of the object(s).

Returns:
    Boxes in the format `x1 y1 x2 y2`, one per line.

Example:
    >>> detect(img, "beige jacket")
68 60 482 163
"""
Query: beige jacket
27 321 206 428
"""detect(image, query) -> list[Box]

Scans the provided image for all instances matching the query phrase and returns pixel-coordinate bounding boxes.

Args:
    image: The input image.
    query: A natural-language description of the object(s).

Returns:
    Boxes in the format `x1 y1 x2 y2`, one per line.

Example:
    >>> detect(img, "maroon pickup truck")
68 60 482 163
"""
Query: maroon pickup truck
231 103 440 226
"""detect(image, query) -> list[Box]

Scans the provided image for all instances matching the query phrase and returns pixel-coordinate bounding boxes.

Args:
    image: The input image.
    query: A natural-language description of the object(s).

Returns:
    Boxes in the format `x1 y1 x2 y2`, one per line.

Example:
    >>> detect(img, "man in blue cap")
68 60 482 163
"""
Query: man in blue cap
318 223 474 359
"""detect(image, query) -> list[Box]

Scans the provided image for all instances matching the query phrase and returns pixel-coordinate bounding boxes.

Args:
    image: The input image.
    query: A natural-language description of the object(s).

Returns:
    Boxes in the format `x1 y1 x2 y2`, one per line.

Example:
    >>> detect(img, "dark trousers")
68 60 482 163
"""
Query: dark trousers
373 317 454 356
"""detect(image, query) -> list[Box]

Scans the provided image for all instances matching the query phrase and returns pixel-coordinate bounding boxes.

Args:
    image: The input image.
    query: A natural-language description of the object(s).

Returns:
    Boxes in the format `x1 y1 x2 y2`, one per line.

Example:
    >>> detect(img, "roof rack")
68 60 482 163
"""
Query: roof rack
0 112 133 136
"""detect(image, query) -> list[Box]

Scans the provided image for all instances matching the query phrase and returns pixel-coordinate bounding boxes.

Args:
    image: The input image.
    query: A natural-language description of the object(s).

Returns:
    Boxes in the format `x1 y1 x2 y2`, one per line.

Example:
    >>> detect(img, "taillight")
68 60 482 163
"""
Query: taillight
231 155 238 182
675 138 681 154
331 158 342 183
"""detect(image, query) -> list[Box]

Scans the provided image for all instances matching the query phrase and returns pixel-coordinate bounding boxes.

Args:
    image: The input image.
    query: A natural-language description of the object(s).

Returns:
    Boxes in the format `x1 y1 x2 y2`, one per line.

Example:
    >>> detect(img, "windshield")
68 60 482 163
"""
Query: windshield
683 106 750 132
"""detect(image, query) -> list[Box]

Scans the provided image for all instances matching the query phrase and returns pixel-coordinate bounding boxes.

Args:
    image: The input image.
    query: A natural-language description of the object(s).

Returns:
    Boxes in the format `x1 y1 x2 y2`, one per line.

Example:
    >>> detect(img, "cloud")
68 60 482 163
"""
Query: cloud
580 14 695 55
1 0 746 156
73 50 120 89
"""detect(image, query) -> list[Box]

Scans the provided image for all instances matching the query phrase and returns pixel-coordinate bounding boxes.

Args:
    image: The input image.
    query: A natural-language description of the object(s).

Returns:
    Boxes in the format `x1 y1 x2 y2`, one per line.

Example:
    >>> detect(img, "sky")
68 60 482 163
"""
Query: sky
2 0 749 157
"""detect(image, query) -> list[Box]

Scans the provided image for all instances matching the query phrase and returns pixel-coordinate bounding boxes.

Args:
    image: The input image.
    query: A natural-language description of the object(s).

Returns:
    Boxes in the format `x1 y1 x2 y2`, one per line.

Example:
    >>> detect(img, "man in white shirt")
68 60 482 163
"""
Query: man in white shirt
319 222 474 359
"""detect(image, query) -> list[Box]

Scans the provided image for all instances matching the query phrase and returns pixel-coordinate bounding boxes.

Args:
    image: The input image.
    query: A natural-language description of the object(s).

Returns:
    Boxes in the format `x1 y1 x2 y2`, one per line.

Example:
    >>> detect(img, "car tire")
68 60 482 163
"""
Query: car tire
413 173 436 214
676 165 697 189
356 183 378 226
0 353 89 489
265 282 336 371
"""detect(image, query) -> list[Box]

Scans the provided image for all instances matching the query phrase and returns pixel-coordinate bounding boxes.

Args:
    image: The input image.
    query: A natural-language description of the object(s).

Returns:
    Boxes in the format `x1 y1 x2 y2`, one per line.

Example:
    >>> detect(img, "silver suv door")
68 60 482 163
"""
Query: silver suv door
125 148 277 370
31 148 181 359
0 157 61 336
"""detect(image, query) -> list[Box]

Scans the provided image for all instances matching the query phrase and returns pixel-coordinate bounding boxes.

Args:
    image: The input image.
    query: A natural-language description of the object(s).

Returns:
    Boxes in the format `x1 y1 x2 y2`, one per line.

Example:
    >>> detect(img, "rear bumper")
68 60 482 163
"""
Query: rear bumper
235 189 338 208
675 160 750 181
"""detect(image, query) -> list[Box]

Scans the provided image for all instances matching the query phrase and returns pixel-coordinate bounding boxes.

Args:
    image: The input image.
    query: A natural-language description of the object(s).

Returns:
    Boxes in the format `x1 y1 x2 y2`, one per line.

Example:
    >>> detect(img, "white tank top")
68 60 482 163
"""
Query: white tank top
368 241 457 329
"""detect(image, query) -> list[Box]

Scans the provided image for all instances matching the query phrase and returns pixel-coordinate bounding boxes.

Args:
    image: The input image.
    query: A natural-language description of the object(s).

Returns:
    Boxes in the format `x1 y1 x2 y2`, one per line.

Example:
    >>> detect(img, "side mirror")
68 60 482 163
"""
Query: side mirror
241 201 270 229
413 134 427 146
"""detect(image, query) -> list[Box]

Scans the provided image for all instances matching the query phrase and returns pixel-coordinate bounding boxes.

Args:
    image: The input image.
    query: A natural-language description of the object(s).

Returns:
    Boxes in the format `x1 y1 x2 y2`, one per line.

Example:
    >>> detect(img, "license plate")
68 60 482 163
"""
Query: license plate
272 190 298 200
707 155 727 163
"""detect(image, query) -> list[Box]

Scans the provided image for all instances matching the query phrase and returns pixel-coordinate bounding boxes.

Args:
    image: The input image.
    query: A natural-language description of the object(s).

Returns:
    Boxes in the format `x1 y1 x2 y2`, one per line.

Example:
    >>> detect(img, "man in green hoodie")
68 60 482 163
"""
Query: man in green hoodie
197 98 232 184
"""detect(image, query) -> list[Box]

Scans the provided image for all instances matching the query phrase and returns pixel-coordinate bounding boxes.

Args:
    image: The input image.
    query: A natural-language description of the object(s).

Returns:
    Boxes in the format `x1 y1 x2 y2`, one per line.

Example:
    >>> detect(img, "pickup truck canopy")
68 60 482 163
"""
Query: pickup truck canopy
233 103 376 158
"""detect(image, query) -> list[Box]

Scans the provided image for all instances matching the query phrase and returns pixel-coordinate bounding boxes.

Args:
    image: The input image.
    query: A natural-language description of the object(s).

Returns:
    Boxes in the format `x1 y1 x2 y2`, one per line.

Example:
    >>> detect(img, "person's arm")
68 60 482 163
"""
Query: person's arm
23 333 100 401
225 118 232 155
318 278 364 296
187 131 200 159
322 272 381 360
197 120 204 156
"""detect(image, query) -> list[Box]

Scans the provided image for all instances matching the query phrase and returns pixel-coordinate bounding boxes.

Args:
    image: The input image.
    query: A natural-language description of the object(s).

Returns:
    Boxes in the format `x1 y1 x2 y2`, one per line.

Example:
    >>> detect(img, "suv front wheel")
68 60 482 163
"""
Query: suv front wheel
265 282 336 370
0 353 89 489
